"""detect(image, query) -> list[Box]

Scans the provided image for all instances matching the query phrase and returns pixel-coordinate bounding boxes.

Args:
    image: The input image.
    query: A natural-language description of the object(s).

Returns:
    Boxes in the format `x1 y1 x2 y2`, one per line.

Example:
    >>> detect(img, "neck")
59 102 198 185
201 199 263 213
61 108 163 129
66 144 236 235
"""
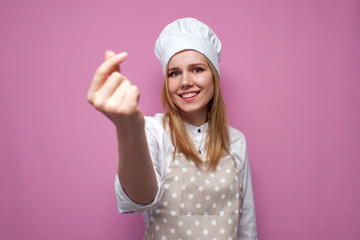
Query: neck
180 110 208 127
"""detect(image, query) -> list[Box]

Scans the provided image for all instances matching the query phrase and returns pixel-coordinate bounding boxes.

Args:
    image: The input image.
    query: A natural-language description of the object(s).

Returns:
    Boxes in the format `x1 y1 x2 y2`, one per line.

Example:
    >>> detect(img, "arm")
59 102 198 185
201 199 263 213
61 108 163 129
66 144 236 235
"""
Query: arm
238 148 258 239
87 51 157 205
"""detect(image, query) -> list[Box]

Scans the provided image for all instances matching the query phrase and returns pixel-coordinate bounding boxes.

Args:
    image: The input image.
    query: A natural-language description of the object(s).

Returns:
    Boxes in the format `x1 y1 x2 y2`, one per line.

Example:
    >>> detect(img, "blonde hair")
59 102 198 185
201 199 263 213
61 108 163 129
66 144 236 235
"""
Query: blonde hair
161 57 229 170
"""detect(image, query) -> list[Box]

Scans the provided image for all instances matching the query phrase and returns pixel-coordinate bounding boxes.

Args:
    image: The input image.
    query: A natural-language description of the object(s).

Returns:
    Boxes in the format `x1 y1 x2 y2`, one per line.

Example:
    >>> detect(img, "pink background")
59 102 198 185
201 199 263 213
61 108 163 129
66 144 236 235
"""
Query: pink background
1 0 359 239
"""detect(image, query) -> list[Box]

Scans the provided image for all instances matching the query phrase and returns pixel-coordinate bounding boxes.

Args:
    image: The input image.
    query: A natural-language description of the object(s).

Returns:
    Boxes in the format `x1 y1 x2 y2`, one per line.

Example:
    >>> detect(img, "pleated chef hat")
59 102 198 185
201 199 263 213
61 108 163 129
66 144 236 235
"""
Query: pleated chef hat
155 18 222 76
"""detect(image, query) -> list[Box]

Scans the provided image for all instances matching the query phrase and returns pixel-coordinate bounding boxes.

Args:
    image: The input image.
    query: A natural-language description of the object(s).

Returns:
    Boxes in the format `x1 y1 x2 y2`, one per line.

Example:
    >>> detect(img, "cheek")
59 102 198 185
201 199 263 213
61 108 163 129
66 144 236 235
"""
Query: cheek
168 80 179 95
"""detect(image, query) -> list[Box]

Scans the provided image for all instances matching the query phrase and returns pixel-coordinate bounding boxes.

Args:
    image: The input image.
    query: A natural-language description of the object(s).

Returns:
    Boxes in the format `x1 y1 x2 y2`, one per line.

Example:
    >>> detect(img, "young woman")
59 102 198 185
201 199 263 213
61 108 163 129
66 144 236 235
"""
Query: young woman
87 18 257 239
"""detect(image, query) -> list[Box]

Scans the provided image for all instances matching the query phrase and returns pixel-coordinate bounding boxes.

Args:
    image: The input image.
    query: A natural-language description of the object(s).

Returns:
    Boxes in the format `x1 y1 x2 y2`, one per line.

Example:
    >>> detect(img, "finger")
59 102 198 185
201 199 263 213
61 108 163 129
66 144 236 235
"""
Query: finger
123 85 140 112
105 50 121 72
107 77 132 108
94 72 127 105
105 50 116 60
88 52 127 95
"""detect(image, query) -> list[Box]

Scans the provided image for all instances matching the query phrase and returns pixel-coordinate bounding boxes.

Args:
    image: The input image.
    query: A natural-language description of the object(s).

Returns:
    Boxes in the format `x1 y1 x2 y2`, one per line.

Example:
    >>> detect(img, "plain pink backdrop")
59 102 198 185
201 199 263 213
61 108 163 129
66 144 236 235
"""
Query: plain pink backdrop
1 0 359 239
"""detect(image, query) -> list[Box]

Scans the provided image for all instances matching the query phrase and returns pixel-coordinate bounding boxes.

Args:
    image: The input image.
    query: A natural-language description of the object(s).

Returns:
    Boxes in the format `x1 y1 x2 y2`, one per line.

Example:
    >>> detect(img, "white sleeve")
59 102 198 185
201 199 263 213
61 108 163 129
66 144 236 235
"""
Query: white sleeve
229 128 258 239
237 147 258 239
114 116 168 213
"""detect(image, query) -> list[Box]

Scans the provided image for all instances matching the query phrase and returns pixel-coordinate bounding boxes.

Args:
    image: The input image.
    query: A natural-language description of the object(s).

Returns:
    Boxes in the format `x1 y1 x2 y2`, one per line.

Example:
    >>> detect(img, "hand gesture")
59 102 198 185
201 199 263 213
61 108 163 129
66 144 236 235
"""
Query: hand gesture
87 51 144 129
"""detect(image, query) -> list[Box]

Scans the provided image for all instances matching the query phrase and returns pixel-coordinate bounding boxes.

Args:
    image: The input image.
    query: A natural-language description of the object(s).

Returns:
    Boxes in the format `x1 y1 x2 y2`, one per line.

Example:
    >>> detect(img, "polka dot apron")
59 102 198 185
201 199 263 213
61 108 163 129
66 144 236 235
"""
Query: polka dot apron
144 153 243 240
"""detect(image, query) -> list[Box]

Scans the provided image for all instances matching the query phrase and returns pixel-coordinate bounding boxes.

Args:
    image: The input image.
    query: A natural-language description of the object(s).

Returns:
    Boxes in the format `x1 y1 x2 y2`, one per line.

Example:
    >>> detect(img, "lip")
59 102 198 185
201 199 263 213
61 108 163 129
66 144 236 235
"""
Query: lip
178 91 200 101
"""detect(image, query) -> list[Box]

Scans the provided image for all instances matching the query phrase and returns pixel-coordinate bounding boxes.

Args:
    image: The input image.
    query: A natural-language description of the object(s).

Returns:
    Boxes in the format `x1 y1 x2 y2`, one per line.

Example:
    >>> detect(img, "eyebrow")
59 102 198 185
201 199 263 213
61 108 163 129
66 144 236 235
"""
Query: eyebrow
168 63 208 72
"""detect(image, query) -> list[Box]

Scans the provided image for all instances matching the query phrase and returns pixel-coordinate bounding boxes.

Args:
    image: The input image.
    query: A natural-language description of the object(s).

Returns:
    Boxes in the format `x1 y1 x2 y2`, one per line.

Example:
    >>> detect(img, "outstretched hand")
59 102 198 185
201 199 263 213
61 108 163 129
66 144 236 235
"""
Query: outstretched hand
87 50 144 129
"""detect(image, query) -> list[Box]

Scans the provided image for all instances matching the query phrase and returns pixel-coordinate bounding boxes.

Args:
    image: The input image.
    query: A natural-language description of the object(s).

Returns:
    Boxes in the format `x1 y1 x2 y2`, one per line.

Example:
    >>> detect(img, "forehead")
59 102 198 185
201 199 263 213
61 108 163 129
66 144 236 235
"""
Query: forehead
168 50 208 68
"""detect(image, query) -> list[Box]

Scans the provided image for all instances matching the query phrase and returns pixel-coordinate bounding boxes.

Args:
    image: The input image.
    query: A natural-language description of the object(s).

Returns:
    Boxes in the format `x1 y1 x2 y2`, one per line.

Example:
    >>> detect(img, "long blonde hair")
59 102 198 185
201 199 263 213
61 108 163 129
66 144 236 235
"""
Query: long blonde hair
161 57 229 170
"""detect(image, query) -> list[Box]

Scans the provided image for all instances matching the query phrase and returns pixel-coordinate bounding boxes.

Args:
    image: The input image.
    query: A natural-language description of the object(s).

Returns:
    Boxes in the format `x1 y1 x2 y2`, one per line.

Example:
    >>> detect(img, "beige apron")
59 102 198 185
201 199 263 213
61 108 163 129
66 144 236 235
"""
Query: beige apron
144 153 243 240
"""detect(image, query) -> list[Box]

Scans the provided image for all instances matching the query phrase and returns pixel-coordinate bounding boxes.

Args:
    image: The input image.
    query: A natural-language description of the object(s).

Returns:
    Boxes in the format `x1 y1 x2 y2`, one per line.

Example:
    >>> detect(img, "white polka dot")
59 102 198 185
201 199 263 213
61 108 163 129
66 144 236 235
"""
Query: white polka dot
182 167 187 173
163 201 168 206
229 185 234 190
170 211 176 216
216 165 221 170
235 192 239 198
174 176 179 181
197 171 201 176
174 160 179 165
156 225 160 231
220 178 226 183
228 218 232 224
155 209 160 214
203 212 208 216
235 176 238 181
163 218 167 223
215 186 220 191
226 168 231 174
203 229 208 235
205 195 211 200
198 186 204 191
234 226 238 232
195 220 200 226
170 228 175 234
220 210 224 216
221 194 225 199
188 194 194 199
161 235 166 240
180 202 185 208
205 179 210 184
235 209 239 214
190 161 195 166
190 176 196 182
212 203 217 208
211 220 216 225
187 211 192 216
220 228 225 234
228 237 233 240
227 201 232 207
210 173 215 178
186 230 192 235
166 168 171 173
181 185 186 190
178 220 183 226
172 193 177 198
164 184 169 189
196 203 201 208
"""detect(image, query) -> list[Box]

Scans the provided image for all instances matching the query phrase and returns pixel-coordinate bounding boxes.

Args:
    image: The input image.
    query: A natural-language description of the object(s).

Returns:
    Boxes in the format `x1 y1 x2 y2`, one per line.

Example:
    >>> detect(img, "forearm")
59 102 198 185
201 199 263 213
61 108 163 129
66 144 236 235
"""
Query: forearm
116 122 158 205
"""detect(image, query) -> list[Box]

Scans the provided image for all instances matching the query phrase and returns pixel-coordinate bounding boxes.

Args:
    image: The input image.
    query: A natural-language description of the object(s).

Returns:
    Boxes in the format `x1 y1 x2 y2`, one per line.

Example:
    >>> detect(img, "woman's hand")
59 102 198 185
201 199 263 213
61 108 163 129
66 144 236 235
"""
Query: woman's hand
87 50 144 129
87 51 157 204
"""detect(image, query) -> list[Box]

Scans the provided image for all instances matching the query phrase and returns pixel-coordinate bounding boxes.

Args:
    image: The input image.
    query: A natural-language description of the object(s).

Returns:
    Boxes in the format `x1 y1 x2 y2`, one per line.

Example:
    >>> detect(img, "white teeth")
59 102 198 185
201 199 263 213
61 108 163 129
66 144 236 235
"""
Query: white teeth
182 92 197 98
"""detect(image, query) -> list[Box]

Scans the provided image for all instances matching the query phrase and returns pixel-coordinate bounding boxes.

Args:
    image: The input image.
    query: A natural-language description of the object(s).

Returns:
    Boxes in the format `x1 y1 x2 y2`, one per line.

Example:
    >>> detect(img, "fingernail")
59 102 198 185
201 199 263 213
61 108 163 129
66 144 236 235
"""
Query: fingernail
116 52 128 59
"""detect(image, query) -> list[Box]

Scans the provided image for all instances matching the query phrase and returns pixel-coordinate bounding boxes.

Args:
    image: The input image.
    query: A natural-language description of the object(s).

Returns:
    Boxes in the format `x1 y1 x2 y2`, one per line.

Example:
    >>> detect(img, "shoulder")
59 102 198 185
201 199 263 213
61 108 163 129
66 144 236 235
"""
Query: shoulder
229 126 246 145
228 126 248 170
144 113 165 132
144 113 171 146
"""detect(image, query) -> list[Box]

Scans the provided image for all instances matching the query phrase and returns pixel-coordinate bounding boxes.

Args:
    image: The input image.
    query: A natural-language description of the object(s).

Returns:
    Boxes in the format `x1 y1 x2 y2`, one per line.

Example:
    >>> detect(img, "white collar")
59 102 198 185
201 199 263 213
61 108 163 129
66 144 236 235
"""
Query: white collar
183 121 208 135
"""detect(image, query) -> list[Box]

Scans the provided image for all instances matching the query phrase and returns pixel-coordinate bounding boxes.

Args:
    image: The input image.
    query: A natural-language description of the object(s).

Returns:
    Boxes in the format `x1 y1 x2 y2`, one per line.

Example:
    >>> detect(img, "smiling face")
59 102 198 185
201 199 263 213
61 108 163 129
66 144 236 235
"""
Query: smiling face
166 50 215 126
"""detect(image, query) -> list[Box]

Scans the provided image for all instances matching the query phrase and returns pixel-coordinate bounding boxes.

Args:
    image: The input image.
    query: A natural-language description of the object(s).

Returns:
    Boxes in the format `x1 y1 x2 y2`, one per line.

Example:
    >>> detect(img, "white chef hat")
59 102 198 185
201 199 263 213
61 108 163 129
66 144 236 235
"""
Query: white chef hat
155 17 222 76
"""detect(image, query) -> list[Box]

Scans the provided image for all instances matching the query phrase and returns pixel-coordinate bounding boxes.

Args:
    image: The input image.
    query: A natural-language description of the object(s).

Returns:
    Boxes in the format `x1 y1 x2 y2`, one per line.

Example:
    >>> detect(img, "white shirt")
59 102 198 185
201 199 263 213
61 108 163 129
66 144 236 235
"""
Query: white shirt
114 113 257 239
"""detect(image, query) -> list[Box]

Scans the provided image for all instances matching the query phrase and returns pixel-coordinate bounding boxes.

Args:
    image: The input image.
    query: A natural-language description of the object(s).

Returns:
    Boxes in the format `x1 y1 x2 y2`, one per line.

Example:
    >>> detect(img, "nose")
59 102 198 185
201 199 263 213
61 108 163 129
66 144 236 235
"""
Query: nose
181 71 193 88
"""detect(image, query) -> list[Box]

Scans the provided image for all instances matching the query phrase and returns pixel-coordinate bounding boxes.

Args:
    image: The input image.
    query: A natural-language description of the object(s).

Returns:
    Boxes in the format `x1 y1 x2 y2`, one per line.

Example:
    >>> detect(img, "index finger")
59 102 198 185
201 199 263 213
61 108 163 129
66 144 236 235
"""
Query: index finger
89 52 128 94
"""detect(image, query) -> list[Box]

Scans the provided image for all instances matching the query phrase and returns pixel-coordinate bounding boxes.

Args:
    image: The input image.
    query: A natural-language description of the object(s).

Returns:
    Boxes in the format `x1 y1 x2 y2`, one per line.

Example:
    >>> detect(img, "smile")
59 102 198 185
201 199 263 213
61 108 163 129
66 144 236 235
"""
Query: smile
180 92 200 99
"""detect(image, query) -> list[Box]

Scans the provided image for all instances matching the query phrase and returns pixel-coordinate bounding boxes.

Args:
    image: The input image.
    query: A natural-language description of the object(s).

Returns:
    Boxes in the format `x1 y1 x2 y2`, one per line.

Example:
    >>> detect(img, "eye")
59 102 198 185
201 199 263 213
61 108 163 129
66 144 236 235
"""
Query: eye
168 71 180 77
193 68 203 73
